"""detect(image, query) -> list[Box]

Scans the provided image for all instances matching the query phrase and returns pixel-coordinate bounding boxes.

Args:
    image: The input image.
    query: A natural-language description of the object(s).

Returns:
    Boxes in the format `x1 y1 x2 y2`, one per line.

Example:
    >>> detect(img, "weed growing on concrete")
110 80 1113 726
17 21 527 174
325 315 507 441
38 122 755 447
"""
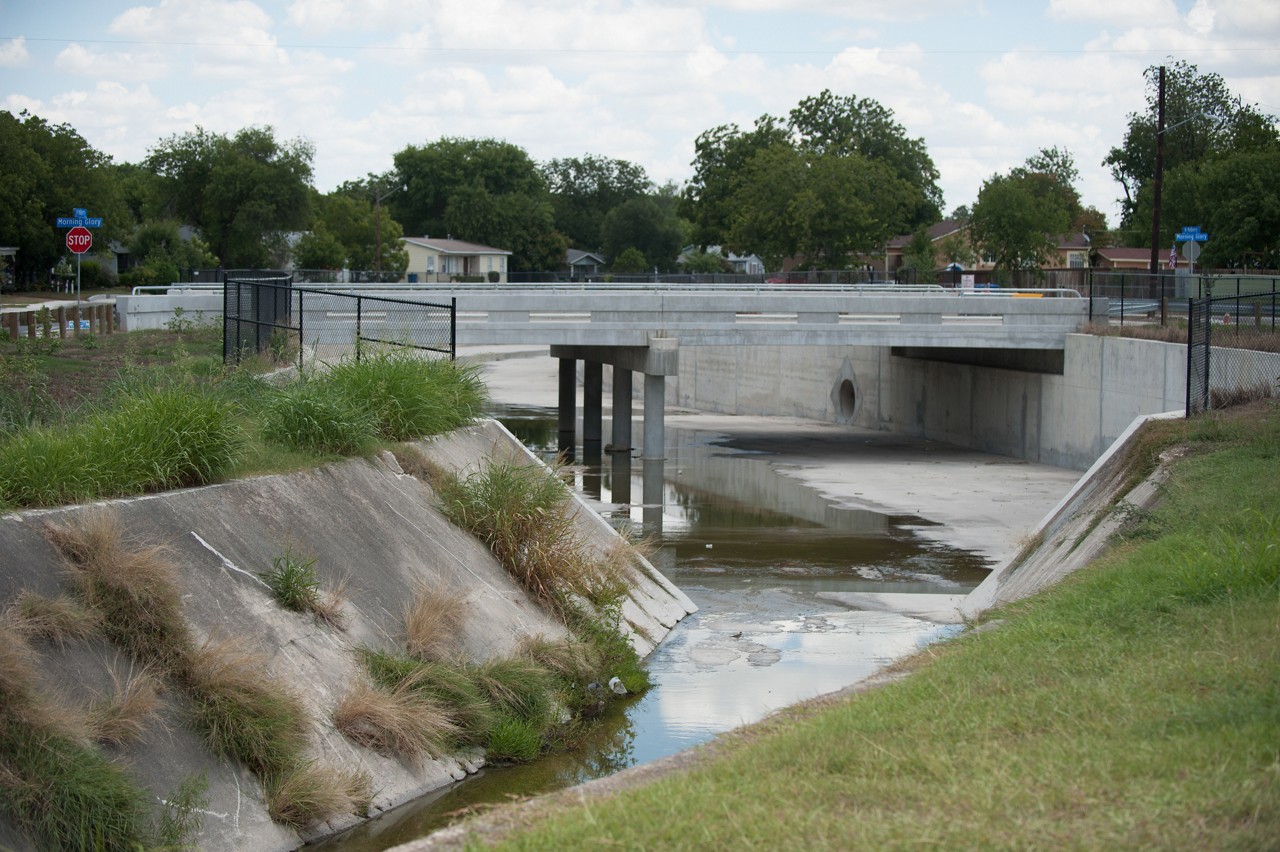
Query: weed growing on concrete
45 512 358 832
260 546 347 629
46 513 195 674
2 590 98 645
332 678 459 760
265 760 362 830
435 459 630 614
0 624 160 850
182 637 309 777
484 717 543 763
87 666 163 747
403 585 466 661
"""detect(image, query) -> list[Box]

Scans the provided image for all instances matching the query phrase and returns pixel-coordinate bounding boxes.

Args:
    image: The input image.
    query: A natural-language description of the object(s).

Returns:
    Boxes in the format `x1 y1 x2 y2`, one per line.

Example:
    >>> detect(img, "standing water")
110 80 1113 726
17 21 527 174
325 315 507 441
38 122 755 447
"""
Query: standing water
318 398 994 850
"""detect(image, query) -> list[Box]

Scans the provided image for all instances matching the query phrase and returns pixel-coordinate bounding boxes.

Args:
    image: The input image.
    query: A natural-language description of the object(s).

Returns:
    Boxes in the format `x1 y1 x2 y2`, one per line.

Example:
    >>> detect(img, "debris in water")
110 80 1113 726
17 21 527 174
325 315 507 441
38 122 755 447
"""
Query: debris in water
608 676 627 695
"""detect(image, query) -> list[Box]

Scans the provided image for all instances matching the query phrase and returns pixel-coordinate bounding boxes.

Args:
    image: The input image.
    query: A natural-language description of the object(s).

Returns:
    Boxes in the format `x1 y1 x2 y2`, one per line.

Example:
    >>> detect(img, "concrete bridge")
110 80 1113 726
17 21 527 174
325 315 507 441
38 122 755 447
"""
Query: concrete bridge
115 281 1097 464
430 282 1094 463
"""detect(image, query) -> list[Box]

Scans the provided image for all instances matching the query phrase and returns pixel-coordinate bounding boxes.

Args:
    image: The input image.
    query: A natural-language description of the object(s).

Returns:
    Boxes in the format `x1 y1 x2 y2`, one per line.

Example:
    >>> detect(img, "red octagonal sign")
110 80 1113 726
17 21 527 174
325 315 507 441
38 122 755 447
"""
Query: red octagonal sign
66 226 93 254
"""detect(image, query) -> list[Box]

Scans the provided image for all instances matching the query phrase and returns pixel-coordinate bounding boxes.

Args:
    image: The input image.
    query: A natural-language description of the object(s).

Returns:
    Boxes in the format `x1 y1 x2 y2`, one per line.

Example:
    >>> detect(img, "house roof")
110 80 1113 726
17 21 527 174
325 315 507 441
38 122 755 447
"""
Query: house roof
1094 246 1154 261
567 249 605 265
401 237 511 255
885 218 969 249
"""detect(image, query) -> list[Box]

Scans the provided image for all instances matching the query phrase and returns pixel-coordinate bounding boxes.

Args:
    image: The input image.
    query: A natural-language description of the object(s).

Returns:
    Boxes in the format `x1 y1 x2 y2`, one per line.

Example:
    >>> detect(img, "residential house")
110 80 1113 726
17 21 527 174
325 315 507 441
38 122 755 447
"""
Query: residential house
678 245 766 275
1093 246 1165 271
883 218 971 276
566 249 605 279
401 237 512 283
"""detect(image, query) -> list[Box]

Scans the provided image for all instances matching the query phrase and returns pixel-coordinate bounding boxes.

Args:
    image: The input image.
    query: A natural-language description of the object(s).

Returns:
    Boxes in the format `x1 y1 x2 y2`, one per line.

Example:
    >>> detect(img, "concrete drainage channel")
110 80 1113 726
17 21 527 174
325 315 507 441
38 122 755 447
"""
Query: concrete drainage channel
316 388 1085 850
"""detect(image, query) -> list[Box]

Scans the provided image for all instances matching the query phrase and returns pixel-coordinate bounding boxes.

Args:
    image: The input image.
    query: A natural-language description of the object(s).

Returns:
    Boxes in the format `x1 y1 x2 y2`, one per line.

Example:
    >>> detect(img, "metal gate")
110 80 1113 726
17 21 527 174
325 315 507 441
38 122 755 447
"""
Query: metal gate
1186 297 1211 416
1186 287 1280 417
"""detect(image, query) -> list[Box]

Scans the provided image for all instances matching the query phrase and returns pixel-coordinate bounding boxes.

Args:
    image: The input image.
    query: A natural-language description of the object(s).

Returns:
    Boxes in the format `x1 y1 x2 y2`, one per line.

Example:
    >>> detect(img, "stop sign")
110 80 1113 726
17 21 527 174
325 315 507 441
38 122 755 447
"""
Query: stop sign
66 226 93 254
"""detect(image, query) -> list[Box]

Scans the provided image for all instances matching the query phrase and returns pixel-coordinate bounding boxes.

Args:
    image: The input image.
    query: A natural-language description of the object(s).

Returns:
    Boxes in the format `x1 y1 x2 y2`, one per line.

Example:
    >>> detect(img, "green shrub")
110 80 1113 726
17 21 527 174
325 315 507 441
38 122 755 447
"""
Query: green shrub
485 717 543 763
322 353 485 441
260 547 323 613
0 386 243 509
260 381 378 456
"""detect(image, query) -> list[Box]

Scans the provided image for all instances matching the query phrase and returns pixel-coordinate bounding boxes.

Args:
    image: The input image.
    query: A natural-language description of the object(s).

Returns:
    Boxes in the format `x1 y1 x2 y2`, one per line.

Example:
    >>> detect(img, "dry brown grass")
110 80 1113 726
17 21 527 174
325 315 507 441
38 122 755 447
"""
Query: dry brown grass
332 677 459 761
182 637 310 776
403 585 466 661
44 511 194 673
265 760 359 830
517 636 601 686
2 591 98 645
0 624 91 743
391 445 451 489
311 576 349 631
87 666 164 747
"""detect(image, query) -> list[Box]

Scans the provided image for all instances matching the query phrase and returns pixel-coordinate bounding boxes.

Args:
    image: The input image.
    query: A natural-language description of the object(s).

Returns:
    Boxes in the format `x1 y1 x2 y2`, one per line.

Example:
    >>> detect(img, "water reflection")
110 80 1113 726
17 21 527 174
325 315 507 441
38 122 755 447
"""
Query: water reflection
318 407 982 849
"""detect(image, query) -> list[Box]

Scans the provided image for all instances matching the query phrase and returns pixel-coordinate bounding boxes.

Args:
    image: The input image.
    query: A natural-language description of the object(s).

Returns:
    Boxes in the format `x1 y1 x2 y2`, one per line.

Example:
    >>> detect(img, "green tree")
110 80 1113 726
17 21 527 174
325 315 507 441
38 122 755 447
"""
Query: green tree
392 137 546 238
682 250 731 274
1010 146 1108 244
1104 60 1278 241
0 110 130 288
968 173 1071 277
788 89 942 228
1159 147 1280 268
901 227 937 284
611 247 648 274
601 196 687 272
129 220 217 270
145 126 314 267
680 117 789 249
542 155 651 250
291 227 346 270
726 144 909 270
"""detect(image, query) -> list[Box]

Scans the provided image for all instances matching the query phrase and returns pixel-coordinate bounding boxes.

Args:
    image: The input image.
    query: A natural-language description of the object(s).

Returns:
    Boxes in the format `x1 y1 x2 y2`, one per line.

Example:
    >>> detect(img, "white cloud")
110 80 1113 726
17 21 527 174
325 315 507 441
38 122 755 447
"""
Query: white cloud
1047 0 1177 26
0 37 29 68
54 44 170 81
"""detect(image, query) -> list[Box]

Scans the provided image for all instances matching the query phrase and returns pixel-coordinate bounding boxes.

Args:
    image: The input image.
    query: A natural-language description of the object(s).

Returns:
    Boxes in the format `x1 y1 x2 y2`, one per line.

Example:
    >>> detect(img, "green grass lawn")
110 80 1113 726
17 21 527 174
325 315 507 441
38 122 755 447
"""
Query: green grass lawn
473 402 1280 850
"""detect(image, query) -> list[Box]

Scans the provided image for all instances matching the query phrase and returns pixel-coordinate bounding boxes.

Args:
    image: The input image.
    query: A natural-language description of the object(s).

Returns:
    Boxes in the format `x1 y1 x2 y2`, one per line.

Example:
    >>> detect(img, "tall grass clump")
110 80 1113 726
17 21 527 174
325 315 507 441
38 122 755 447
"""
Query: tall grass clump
332 678 459 761
436 460 628 611
0 624 161 850
322 353 486 440
403 585 466 661
0 385 244 509
260 379 378 456
2 590 98 645
259 546 347 628
46 513 195 674
45 511 353 830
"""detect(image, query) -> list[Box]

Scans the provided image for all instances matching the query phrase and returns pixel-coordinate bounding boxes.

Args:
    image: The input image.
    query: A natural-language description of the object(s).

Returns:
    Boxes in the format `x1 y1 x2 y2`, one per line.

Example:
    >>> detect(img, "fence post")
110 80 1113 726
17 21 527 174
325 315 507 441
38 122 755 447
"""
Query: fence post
356 295 362 364
450 297 457 361
297 287 305 373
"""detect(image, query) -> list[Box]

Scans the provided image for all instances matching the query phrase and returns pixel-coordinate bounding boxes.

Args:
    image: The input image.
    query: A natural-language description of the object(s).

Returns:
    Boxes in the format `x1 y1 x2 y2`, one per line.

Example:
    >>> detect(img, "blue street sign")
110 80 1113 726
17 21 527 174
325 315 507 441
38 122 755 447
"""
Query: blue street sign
1176 226 1208 243
55 210 103 229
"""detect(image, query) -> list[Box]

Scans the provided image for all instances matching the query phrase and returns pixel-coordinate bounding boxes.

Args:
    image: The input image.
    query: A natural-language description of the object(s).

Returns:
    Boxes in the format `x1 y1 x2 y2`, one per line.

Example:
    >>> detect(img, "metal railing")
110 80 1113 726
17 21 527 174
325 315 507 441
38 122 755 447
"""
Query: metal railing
1186 287 1280 416
223 275 456 371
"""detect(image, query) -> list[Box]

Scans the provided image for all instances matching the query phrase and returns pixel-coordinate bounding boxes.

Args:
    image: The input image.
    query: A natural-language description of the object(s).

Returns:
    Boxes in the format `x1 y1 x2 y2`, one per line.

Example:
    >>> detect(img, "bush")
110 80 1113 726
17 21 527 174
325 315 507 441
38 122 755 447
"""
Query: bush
260 381 377 456
322 353 486 441
0 386 244 509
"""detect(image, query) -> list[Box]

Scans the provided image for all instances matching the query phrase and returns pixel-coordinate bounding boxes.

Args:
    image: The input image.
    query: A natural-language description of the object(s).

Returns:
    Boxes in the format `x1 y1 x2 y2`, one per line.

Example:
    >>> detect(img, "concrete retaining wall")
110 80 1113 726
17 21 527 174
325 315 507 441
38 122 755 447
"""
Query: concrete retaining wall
0 420 694 851
115 291 223 331
667 335 1205 471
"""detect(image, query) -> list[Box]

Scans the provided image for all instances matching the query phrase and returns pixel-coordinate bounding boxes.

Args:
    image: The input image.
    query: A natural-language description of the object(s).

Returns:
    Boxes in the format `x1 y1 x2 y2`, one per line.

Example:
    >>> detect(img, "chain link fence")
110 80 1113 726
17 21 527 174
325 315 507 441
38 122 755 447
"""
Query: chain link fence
1186 289 1280 416
223 274 455 371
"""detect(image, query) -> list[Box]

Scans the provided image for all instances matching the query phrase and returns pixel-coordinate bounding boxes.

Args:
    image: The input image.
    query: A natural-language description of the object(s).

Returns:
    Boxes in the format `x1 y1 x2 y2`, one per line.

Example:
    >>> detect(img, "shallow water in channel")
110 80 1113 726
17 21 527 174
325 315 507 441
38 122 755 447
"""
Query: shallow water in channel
315 403 989 850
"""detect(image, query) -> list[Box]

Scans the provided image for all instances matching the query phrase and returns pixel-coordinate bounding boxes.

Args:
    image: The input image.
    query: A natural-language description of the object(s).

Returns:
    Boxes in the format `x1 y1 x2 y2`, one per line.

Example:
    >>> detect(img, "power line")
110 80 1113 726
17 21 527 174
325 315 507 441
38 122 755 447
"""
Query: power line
7 35 1280 59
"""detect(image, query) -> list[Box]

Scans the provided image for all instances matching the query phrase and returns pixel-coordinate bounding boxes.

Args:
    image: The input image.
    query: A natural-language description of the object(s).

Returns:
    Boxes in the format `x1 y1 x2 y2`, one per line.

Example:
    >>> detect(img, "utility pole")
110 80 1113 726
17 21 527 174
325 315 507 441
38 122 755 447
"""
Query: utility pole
1149 65 1166 275
374 183 406 282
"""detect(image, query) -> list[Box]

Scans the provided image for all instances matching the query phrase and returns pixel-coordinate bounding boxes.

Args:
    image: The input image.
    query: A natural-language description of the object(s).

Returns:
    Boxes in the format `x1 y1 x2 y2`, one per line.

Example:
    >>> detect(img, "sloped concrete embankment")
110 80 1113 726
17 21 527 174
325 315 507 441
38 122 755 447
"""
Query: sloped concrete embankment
0 420 695 851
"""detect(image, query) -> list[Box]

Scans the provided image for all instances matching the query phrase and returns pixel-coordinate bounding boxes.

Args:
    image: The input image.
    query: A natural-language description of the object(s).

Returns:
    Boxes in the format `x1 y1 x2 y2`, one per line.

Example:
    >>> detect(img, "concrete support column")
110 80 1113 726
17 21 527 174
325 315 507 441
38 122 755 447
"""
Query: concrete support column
583 360 603 453
558 357 576 458
643 372 665 460
610 368 632 453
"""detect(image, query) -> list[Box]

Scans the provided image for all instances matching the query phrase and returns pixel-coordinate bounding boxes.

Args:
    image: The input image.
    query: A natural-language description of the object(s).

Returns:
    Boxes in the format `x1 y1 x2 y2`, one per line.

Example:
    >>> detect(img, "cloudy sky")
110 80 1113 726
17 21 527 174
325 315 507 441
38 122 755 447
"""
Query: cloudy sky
2 0 1277 226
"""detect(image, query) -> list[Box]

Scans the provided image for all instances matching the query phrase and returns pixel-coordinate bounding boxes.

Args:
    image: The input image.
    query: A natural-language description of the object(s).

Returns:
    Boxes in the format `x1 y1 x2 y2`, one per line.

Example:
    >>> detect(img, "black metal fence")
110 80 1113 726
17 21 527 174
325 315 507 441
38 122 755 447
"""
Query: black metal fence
223 274 456 371
1185 288 1280 416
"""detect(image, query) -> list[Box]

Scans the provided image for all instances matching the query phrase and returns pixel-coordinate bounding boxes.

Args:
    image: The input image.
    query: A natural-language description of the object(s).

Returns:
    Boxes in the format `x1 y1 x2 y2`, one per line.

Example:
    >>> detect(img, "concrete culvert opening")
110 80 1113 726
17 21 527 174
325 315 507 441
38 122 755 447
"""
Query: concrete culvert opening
838 379 857 420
